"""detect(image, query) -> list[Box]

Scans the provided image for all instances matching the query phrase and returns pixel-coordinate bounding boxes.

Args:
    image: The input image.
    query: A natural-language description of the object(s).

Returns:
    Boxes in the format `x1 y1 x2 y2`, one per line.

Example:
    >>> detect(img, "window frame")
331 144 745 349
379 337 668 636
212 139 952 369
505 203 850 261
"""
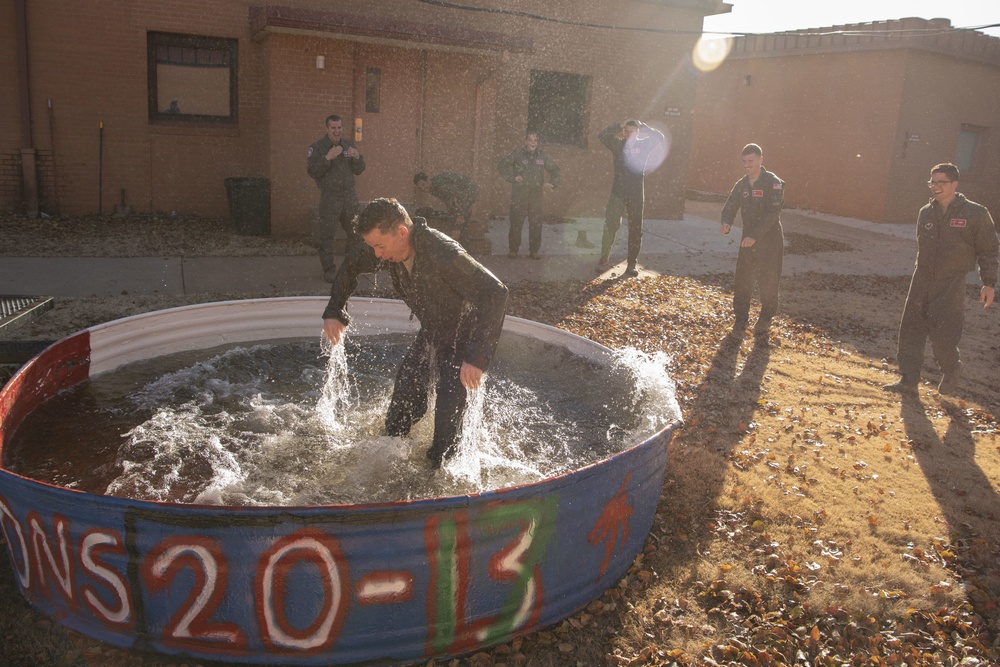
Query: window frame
147 31 239 125
365 67 381 113
955 124 985 176
526 70 591 147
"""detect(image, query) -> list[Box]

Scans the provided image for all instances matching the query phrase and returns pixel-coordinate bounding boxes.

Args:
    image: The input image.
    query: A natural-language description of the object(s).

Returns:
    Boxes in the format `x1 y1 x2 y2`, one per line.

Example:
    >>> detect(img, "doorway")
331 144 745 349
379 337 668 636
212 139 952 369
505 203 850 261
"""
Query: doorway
352 45 423 205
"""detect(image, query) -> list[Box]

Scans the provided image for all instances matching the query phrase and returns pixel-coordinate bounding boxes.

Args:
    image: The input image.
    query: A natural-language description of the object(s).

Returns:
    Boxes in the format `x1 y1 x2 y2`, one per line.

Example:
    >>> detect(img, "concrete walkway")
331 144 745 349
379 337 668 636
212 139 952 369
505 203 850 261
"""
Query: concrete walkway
0 202 919 298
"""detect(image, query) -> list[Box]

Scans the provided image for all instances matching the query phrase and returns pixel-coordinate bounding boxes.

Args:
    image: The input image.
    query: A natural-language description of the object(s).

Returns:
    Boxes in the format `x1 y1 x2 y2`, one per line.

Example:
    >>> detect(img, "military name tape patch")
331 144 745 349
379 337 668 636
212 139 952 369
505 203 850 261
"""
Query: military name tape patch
752 190 764 197
950 219 967 227
535 159 545 165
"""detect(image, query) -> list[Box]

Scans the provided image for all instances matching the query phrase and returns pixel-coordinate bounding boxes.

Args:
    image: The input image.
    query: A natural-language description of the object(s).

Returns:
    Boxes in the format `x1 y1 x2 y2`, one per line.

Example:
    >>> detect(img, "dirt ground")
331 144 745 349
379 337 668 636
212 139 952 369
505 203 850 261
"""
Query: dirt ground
1 211 999 666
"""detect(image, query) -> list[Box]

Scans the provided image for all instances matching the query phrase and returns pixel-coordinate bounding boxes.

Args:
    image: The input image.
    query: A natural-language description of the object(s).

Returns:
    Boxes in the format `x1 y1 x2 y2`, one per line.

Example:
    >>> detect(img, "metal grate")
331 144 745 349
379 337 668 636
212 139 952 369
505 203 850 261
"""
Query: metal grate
0 295 55 339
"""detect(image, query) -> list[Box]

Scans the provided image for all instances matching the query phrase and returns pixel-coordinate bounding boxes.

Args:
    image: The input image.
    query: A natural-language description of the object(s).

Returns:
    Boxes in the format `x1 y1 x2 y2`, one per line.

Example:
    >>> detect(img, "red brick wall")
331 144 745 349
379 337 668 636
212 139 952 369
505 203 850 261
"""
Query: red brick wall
3 0 266 217
2 0 715 230
688 39 1000 223
887 50 1000 223
688 49 907 222
266 35 357 235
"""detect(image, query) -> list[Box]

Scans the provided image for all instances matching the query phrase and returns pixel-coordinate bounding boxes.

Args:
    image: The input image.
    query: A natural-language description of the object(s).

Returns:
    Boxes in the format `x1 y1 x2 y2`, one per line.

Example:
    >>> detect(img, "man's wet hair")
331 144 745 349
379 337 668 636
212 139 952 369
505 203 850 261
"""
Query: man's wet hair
624 120 640 129
354 198 411 235
742 143 763 157
931 163 959 181
413 172 429 185
325 114 343 126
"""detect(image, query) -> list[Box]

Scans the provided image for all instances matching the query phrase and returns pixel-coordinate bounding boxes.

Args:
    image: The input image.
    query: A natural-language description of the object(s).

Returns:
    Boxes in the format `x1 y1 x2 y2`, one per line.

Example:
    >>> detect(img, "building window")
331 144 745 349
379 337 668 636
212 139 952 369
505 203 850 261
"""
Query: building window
956 125 983 174
365 68 381 113
527 70 590 146
147 32 238 123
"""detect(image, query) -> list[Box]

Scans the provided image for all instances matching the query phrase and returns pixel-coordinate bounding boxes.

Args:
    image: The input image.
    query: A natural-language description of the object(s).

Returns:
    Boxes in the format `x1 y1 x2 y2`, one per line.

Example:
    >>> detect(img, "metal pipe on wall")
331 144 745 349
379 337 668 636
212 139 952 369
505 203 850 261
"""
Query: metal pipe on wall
98 121 104 215
47 99 61 215
14 0 39 217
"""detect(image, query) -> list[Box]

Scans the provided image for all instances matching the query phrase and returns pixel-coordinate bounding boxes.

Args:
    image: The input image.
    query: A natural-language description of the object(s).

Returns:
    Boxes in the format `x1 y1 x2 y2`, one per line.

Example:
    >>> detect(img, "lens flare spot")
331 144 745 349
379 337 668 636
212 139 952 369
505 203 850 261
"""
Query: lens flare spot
693 36 732 73
623 124 671 176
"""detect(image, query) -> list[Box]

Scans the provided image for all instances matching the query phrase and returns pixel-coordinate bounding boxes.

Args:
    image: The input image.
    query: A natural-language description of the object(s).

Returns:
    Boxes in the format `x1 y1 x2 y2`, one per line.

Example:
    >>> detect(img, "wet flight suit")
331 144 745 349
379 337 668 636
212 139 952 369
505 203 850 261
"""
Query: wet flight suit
599 122 665 269
323 218 508 467
721 167 785 329
307 134 366 279
498 145 561 256
895 193 998 384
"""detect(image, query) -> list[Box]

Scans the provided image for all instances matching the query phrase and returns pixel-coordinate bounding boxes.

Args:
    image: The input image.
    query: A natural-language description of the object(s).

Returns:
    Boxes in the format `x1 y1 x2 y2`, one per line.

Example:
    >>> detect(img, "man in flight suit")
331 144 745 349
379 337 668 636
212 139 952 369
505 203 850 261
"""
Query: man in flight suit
883 163 997 395
413 171 479 240
598 119 665 277
720 143 785 338
323 198 508 468
307 114 366 282
497 131 561 259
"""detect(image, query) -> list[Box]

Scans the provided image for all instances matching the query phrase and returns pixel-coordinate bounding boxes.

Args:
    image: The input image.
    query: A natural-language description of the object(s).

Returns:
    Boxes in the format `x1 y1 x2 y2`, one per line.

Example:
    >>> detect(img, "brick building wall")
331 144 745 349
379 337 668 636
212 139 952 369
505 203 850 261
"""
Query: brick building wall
687 18 1000 224
886 50 1000 224
3 0 724 234
3 1 266 217
1 150 63 215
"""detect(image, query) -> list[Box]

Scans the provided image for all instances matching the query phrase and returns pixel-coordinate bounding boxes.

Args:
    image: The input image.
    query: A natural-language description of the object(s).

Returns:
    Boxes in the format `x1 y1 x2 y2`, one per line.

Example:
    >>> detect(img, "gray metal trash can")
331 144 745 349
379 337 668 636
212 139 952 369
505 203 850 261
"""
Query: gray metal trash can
224 177 271 236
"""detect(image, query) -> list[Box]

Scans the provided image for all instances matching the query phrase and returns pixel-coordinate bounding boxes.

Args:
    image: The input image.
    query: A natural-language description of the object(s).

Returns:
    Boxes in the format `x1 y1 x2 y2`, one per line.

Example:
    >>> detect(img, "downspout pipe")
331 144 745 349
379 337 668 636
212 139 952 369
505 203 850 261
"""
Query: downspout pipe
15 0 39 217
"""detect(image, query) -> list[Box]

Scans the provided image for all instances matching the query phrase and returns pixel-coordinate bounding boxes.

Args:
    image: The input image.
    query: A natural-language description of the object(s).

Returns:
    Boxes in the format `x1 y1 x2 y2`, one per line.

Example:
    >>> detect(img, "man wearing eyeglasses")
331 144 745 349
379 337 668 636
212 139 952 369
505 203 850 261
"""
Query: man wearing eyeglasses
883 163 998 396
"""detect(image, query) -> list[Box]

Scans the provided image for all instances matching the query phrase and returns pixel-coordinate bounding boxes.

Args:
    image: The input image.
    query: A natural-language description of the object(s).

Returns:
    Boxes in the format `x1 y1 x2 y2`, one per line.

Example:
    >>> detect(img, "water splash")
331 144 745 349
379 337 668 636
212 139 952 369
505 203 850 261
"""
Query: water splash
316 336 358 434
10 336 682 506
611 347 681 443
442 383 550 493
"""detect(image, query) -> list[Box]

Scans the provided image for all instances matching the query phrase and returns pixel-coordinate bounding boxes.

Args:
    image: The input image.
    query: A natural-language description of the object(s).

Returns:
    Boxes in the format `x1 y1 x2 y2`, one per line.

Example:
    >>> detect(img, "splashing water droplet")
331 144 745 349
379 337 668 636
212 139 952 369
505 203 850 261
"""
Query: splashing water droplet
316 336 358 433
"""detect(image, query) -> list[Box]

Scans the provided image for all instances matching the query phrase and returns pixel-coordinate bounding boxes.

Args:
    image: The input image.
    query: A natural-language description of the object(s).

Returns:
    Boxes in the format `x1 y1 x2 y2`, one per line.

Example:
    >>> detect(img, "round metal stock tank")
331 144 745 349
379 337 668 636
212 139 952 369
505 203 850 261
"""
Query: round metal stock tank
0 297 676 665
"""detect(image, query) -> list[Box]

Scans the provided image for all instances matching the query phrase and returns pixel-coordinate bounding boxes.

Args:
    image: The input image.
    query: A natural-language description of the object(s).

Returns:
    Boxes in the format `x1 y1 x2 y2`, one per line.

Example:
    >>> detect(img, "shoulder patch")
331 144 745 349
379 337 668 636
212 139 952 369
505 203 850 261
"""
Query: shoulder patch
308 146 313 156
773 182 782 190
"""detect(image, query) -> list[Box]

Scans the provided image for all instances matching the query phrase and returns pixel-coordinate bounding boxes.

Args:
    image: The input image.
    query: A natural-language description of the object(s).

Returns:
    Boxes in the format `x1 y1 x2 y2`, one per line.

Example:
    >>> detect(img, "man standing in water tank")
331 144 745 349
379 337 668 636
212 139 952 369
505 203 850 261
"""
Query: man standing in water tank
307 114 366 282
322 198 509 468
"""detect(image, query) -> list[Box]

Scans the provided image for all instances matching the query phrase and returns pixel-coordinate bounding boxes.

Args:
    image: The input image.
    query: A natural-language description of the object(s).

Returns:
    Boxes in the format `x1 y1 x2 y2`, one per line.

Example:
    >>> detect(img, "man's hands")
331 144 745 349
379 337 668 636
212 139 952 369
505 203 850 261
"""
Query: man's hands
460 362 483 390
323 318 347 345
720 224 755 246
324 319 485 390
981 285 995 308
325 145 359 161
